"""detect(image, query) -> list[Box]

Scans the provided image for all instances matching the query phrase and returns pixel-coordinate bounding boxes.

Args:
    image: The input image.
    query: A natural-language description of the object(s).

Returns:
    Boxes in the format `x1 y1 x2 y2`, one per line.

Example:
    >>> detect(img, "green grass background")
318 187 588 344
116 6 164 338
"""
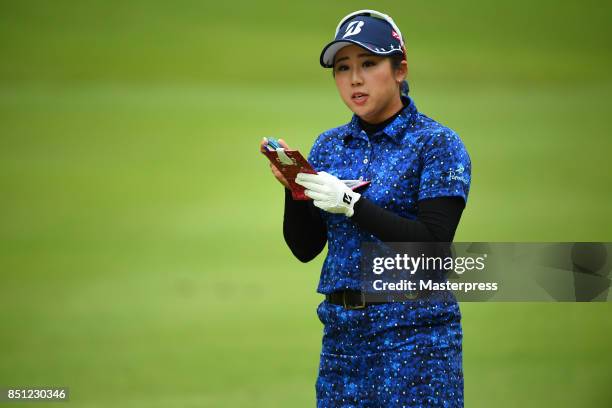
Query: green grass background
1 0 611 406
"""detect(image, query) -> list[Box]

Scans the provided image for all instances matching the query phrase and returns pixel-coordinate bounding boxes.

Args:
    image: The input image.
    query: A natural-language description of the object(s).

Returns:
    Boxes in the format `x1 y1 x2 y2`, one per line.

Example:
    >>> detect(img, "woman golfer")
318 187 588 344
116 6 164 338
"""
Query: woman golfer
261 9 470 407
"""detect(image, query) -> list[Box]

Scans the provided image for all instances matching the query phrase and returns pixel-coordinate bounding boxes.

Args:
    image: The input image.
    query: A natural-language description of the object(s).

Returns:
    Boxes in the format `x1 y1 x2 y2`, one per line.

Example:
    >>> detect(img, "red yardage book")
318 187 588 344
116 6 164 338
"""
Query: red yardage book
262 148 370 200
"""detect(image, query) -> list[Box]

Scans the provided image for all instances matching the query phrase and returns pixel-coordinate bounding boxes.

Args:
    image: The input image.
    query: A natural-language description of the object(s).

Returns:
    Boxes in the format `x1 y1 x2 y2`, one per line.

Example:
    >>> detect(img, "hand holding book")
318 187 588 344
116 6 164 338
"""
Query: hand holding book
260 137 370 200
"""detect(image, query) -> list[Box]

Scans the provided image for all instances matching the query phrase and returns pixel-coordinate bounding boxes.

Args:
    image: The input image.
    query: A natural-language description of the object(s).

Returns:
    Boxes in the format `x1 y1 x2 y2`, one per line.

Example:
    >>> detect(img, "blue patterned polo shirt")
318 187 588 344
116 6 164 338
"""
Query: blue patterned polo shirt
308 96 471 295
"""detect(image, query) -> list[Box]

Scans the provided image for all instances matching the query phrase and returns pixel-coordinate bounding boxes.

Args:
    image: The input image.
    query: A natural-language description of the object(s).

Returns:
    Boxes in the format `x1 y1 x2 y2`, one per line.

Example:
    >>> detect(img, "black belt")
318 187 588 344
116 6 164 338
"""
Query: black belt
325 289 421 309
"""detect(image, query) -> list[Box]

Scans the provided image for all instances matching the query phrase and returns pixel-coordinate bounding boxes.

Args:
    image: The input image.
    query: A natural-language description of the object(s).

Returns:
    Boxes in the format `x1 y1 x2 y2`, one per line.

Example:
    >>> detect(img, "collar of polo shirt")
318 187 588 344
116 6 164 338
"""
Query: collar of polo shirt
342 96 418 145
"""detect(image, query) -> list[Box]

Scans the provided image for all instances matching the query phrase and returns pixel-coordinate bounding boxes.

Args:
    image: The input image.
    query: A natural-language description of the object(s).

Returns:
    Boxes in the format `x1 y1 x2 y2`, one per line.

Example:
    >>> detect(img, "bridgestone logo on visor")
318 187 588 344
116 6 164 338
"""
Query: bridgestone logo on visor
343 21 364 38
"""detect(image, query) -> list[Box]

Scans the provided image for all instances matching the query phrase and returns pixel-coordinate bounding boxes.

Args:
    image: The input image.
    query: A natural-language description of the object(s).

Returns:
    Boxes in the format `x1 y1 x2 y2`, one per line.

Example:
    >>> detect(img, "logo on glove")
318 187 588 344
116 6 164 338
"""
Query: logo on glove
343 193 353 205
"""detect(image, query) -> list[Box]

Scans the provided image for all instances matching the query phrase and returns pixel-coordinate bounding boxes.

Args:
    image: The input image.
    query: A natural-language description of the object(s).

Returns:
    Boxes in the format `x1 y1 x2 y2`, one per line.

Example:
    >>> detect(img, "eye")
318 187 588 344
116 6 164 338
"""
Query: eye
362 60 377 68
334 64 349 72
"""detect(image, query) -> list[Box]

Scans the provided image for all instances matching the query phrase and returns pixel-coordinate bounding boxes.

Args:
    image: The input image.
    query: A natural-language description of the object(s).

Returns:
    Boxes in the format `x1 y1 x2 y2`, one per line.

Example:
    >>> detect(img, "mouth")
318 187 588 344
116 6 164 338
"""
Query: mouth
351 92 369 105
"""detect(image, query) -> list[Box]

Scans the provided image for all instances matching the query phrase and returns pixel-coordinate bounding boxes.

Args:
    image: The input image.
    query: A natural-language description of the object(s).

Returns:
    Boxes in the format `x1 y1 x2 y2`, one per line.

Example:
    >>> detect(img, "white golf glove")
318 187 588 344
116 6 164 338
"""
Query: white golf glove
295 171 361 217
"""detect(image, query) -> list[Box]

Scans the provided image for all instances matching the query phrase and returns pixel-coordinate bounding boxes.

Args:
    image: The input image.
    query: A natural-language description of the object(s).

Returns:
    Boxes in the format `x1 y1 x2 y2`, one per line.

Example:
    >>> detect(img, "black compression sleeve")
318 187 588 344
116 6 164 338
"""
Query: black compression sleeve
351 196 465 242
283 188 327 262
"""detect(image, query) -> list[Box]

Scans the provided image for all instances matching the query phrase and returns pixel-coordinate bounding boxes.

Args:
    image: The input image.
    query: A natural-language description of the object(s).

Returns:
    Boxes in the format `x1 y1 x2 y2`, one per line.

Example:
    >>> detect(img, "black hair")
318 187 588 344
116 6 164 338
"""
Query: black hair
389 53 404 71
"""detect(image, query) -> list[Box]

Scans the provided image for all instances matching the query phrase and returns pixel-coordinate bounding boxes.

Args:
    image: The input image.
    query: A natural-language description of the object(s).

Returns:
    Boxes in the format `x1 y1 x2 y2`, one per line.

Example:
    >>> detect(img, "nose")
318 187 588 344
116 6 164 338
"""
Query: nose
351 66 363 86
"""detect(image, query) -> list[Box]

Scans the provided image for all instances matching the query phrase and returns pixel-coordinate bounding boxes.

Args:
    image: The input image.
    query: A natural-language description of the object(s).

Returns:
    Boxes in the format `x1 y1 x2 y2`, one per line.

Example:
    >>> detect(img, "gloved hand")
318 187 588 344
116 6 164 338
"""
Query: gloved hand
295 171 361 217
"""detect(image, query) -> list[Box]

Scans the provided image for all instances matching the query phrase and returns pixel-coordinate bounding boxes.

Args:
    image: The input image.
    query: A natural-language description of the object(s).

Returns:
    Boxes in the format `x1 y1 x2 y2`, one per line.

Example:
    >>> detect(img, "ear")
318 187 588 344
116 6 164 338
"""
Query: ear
395 60 408 83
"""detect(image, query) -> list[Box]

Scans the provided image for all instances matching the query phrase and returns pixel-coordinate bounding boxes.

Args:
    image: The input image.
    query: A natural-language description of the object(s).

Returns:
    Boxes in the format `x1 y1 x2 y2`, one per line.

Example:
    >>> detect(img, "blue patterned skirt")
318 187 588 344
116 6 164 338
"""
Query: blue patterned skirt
315 300 464 407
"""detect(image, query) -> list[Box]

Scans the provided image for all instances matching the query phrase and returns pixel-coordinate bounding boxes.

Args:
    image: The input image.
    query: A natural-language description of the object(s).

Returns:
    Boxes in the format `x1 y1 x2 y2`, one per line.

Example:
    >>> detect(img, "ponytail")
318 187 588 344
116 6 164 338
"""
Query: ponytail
400 80 410 98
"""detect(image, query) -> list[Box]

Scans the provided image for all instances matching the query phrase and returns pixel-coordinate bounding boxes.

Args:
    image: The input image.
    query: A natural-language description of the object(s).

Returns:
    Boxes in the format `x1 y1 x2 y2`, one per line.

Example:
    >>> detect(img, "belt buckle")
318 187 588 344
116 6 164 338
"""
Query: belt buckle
343 291 366 310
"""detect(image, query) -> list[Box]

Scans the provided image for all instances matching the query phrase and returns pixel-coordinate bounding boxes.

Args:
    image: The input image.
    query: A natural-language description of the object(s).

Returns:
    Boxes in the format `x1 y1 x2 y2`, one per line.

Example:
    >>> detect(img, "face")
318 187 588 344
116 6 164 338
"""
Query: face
333 44 406 123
